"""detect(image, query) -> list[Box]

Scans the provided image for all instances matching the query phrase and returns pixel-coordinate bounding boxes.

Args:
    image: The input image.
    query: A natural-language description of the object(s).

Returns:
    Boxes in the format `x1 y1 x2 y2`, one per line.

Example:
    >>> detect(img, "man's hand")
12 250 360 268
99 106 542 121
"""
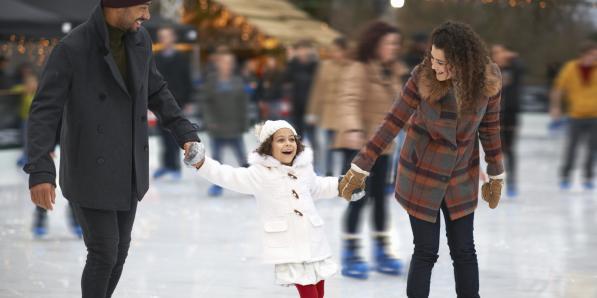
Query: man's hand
481 179 503 209
183 142 206 169
338 164 369 201
30 183 56 211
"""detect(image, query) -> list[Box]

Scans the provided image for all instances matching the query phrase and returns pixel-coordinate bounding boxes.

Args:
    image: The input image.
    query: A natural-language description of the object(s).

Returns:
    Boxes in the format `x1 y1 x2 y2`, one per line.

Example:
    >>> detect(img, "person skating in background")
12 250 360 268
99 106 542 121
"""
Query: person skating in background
491 44 525 197
255 56 287 121
31 146 83 239
403 32 429 72
334 21 408 279
0 55 11 89
153 26 193 180
284 40 320 168
199 52 250 197
549 41 597 190
4 73 38 167
0 72 83 238
187 120 364 298
305 37 352 176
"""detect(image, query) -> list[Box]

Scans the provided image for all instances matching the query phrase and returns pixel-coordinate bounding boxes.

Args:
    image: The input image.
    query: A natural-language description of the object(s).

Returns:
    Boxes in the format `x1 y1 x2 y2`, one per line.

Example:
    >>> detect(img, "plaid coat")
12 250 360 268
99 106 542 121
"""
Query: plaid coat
353 63 504 223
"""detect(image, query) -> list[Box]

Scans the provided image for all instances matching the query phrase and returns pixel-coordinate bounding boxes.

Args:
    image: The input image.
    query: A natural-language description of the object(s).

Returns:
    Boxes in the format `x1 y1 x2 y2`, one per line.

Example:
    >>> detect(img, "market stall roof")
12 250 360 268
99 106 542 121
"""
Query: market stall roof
7 0 196 42
0 0 64 37
21 0 97 25
213 0 340 45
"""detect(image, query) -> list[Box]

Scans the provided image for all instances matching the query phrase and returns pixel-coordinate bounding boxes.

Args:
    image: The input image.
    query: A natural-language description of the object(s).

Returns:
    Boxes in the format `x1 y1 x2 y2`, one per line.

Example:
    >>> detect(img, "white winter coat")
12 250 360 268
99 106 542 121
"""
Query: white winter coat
196 148 339 264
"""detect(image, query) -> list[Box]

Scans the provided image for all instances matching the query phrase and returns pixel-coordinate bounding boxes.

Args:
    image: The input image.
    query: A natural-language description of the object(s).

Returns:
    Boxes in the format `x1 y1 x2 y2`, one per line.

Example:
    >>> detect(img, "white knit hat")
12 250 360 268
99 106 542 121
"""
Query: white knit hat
254 120 298 143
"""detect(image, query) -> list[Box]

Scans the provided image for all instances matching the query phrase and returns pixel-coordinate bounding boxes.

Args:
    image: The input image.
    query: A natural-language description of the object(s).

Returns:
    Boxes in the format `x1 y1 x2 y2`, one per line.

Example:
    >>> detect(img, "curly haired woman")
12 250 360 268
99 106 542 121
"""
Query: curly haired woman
338 21 505 297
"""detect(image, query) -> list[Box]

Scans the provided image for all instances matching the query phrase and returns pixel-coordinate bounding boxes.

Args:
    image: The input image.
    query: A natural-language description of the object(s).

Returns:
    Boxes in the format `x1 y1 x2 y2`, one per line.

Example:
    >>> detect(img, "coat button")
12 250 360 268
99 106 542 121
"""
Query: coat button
27 164 36 171
97 157 105 165
99 93 106 101
291 190 299 199
97 125 104 134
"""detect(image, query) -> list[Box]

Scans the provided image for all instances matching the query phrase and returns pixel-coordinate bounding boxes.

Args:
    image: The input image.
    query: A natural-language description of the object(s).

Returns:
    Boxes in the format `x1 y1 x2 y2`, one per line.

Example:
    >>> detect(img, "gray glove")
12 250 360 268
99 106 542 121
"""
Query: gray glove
183 142 206 167
350 190 366 201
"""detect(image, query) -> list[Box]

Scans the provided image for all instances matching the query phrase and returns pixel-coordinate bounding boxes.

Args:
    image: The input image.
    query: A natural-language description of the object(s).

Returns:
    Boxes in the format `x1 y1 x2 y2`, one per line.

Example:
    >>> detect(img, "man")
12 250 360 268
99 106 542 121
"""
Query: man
24 1 205 297
153 26 193 180
550 41 597 190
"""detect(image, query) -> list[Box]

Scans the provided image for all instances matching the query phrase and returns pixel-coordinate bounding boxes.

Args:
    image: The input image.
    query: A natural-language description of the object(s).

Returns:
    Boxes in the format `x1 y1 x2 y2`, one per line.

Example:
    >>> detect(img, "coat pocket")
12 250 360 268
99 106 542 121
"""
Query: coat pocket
263 219 289 248
307 214 324 227
307 214 325 244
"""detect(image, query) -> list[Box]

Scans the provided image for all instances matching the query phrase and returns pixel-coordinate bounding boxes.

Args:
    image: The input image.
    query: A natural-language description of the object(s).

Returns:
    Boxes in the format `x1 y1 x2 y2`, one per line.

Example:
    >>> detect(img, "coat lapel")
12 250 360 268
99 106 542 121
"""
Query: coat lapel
91 5 131 97
103 54 130 97
125 32 147 99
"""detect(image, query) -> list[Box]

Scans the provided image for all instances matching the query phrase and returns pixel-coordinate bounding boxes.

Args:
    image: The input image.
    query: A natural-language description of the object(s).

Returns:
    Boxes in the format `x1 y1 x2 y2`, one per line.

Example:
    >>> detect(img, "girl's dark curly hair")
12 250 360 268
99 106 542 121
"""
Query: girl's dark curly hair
422 21 490 113
355 21 401 63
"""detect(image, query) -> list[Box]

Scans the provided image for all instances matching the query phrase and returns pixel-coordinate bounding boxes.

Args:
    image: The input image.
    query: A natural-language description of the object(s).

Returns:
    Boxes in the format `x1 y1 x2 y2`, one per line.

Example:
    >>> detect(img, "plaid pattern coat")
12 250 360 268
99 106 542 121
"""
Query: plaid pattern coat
353 63 504 223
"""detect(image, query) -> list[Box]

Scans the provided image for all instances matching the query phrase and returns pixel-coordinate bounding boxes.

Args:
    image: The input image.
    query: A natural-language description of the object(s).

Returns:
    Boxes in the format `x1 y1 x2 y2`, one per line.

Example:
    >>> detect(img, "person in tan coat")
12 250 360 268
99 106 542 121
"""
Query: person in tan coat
306 37 351 176
335 21 408 279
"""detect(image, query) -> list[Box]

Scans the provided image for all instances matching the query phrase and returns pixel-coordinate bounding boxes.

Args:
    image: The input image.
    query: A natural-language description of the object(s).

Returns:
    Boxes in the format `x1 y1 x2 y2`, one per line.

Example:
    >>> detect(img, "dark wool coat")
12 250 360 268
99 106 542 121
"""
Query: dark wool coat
24 5 199 210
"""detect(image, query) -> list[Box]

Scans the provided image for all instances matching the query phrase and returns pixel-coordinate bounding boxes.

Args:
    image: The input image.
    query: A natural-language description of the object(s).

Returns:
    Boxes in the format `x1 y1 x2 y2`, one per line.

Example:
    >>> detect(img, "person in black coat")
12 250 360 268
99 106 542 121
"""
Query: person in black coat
283 40 319 171
284 40 318 137
23 1 204 297
491 44 524 197
153 26 193 179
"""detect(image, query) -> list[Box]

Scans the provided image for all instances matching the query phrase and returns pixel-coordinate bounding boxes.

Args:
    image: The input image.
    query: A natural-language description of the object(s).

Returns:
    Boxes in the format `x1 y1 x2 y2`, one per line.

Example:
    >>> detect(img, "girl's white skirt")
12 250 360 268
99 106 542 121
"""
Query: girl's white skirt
274 258 338 286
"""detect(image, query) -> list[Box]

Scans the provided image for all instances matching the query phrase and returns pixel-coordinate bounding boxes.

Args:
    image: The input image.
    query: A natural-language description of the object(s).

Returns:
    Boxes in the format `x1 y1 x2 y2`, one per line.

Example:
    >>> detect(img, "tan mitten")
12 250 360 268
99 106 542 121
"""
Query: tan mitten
481 179 503 209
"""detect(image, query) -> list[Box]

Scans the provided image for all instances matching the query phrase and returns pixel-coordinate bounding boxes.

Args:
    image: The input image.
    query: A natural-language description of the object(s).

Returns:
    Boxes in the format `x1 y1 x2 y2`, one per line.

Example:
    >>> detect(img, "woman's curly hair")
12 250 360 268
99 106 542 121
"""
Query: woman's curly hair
422 21 490 113
355 21 401 63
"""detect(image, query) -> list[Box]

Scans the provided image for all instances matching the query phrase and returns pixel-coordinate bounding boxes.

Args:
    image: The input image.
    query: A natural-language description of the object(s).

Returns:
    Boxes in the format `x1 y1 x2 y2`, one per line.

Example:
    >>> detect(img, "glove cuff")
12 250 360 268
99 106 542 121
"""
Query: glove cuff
489 172 506 180
350 163 370 176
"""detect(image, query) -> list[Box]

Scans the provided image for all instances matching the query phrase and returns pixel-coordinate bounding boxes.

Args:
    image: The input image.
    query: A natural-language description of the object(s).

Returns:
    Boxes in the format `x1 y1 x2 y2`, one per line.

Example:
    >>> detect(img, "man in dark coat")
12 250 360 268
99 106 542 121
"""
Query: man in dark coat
23 1 204 297
153 26 193 179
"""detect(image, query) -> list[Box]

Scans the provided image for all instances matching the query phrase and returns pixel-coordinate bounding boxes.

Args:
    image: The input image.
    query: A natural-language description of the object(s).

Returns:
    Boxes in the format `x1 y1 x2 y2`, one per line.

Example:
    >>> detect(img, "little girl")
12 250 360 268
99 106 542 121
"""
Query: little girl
186 120 363 298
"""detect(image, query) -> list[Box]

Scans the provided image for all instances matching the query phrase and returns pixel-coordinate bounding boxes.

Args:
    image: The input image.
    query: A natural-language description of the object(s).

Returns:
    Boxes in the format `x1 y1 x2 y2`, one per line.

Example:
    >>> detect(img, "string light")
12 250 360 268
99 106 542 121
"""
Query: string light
390 0 406 8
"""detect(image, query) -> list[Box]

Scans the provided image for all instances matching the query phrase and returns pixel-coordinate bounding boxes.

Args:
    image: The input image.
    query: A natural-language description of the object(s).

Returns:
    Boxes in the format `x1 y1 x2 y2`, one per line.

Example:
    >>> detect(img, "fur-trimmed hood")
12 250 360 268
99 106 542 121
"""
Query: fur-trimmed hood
248 147 313 170
412 62 502 103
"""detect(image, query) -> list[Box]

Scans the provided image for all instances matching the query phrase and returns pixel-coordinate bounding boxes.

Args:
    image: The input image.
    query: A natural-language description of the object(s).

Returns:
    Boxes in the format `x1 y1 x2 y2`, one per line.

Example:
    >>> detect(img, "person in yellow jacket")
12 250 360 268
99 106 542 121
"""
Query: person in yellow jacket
550 41 597 190
3 73 38 166
2 73 83 238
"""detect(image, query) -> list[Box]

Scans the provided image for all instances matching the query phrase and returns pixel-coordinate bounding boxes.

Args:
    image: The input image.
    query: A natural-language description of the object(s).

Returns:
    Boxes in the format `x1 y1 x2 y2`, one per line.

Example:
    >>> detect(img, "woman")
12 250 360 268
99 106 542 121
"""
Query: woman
339 21 505 297
334 21 408 279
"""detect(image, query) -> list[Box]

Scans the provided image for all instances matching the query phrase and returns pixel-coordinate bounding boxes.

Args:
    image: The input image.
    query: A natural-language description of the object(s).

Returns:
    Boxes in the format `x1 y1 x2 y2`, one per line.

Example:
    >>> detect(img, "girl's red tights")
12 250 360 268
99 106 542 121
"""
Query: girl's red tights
294 280 325 298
